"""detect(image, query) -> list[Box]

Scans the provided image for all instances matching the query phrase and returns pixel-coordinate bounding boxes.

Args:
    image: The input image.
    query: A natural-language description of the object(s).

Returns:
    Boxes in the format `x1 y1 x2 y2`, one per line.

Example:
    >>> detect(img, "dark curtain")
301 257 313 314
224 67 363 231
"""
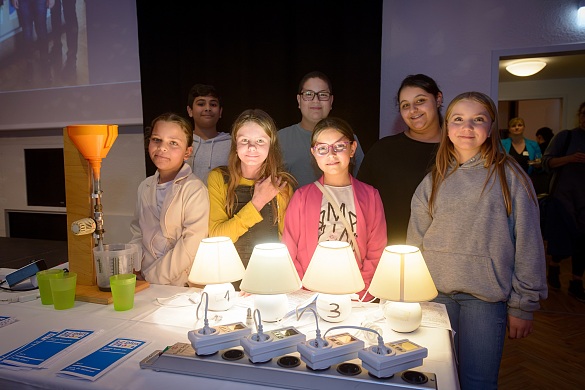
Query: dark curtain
136 1 383 176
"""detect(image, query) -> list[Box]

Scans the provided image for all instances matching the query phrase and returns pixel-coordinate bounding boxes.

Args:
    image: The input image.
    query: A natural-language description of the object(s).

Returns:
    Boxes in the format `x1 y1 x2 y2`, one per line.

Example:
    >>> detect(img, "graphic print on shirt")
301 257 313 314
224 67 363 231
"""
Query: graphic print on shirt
318 201 357 250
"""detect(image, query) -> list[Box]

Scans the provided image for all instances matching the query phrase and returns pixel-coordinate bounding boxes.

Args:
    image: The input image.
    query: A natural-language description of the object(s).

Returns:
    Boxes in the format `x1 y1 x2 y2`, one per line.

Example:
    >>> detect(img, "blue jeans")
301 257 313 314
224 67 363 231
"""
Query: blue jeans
16 0 50 64
434 292 507 390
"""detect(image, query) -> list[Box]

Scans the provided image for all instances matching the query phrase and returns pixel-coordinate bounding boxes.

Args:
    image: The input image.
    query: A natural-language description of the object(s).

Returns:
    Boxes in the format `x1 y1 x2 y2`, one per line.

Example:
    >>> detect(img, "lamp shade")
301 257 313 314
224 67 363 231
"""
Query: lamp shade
239 243 301 294
505 60 546 77
302 241 365 294
369 245 437 303
188 236 245 285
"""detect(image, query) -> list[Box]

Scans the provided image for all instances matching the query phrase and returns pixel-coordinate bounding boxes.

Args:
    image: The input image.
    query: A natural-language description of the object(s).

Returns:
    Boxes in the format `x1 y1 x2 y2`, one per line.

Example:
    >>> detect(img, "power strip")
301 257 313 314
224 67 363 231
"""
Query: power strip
358 339 428 378
188 322 251 355
297 332 364 370
140 343 437 390
241 326 306 363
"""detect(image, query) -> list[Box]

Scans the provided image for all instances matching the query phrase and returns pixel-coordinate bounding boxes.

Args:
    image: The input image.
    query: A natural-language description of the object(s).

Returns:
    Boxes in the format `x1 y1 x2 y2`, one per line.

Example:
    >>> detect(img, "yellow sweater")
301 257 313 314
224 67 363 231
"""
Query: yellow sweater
207 169 291 243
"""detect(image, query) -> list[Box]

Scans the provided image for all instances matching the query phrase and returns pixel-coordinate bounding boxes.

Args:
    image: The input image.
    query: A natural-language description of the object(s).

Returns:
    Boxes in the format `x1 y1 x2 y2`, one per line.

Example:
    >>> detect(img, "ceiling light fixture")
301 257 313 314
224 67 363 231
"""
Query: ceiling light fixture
579 0 585 26
505 60 547 77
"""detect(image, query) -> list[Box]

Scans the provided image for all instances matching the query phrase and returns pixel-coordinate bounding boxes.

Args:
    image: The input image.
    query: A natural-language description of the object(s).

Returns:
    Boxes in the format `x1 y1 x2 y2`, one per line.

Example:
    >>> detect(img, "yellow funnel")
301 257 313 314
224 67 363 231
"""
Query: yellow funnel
67 125 118 181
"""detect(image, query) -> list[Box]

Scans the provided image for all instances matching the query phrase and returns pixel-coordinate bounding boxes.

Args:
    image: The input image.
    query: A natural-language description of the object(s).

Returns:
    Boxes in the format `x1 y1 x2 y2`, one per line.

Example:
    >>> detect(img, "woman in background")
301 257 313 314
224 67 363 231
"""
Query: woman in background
501 117 541 176
543 102 585 301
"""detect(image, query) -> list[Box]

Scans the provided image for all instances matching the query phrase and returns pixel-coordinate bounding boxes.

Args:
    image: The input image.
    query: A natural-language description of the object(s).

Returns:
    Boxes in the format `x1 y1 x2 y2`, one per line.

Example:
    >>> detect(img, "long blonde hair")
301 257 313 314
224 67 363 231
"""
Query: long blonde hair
429 92 535 216
221 109 296 221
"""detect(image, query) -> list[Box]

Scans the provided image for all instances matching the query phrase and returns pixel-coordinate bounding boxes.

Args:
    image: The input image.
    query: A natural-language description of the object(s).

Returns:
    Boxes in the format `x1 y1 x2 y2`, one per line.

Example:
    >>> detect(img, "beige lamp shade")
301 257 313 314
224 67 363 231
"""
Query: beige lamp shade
240 243 302 294
302 241 365 294
188 236 245 285
369 245 438 303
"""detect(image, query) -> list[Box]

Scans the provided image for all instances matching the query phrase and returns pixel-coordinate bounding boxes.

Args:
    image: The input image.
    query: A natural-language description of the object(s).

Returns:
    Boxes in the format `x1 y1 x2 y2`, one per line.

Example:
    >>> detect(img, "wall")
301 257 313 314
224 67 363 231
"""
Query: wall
499 77 585 131
380 0 585 137
0 127 145 243
2 0 585 243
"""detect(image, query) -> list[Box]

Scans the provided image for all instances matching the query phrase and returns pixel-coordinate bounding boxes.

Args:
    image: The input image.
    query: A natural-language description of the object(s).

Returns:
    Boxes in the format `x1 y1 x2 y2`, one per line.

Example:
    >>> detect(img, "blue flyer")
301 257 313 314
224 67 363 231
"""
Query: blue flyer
3 329 95 368
59 338 147 380
0 331 57 369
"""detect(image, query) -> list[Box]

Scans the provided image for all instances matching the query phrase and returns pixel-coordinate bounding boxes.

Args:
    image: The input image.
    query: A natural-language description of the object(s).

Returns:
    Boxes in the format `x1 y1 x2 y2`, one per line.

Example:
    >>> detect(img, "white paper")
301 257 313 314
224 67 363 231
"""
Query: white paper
420 302 452 330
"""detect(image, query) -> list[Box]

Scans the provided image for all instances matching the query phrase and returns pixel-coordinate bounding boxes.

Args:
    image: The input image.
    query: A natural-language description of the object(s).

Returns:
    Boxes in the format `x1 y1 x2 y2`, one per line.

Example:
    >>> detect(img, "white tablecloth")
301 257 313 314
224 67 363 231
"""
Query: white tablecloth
0 270 459 390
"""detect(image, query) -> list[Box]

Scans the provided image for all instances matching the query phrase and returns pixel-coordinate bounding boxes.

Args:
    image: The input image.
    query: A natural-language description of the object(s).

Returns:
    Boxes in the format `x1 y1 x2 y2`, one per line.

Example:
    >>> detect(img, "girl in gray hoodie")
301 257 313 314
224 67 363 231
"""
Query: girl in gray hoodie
408 92 547 390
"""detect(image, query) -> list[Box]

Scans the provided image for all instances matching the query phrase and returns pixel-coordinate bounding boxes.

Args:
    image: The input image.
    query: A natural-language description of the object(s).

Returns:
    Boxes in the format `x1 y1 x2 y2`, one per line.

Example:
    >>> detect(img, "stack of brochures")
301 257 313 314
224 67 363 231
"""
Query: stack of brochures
0 328 147 381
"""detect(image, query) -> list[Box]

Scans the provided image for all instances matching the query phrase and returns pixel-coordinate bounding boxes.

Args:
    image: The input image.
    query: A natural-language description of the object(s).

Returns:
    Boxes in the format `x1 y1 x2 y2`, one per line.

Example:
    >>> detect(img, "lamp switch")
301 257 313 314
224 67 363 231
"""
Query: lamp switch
358 339 428 378
297 332 364 370
241 326 306 363
188 322 251 355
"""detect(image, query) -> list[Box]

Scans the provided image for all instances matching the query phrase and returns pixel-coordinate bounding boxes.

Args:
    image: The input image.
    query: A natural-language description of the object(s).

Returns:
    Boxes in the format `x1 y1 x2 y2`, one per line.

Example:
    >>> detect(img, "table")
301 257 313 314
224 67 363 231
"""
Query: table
0 238 68 269
0 272 459 390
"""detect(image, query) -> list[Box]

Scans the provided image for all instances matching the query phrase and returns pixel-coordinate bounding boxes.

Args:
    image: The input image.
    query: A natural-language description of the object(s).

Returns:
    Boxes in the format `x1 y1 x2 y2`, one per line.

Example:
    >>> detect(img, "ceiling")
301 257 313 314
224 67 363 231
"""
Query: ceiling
498 52 585 82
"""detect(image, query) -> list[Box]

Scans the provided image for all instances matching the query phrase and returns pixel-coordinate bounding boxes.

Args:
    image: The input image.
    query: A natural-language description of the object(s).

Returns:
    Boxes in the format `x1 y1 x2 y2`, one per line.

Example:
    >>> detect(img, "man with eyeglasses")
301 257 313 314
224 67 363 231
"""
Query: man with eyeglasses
278 71 364 187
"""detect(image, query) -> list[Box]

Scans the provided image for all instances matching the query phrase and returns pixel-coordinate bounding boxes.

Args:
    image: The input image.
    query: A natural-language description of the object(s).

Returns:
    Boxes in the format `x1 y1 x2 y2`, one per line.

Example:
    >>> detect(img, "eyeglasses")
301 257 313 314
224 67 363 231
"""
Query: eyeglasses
313 141 351 156
299 90 332 101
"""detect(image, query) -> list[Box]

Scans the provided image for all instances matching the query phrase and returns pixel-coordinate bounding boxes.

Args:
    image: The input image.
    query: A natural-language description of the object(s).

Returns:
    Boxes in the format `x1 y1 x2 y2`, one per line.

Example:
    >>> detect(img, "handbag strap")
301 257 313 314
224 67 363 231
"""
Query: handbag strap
313 181 362 265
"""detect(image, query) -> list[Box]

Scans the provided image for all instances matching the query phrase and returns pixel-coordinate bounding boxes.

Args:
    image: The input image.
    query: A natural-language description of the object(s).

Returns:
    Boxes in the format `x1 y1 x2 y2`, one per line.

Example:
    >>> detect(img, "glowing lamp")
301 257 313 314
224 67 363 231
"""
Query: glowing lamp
188 236 245 311
369 245 437 333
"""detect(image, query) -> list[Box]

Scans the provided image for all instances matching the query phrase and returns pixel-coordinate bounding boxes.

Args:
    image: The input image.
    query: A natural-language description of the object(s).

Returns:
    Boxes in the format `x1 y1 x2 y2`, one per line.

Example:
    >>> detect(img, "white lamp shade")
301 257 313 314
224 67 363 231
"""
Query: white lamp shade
505 60 546 77
188 236 245 285
239 243 301 294
369 245 437 303
302 241 365 294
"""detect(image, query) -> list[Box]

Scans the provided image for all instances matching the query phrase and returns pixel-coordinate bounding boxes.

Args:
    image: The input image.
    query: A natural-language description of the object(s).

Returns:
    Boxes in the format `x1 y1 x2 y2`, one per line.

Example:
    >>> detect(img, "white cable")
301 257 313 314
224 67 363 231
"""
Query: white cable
154 292 200 307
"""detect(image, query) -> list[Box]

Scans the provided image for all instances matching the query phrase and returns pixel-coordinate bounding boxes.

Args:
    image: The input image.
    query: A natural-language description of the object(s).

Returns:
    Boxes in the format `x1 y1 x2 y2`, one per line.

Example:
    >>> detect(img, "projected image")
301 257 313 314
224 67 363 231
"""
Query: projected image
0 0 87 92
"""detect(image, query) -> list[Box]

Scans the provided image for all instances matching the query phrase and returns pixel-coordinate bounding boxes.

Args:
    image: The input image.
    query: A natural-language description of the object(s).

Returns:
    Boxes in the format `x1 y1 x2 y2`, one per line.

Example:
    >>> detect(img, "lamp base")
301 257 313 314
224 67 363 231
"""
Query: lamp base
202 283 237 311
383 301 422 333
316 293 352 323
254 294 288 322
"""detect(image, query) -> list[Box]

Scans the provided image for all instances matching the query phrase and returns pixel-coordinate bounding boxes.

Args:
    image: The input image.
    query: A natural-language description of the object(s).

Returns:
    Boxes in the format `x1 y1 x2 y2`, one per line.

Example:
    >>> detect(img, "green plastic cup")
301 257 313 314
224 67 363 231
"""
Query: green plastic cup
36 269 65 305
110 273 136 311
49 272 77 310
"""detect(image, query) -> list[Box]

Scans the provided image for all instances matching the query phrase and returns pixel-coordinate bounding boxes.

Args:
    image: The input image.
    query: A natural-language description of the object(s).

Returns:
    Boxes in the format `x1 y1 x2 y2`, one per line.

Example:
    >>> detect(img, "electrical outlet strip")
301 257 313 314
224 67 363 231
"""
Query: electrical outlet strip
140 342 437 390
241 326 306 363
359 339 428 378
297 332 364 371
188 322 251 356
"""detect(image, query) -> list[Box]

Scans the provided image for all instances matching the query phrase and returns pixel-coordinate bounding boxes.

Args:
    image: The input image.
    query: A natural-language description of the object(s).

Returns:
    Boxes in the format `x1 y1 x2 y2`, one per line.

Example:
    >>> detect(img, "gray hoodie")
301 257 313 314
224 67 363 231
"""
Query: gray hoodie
407 155 547 320
186 132 232 185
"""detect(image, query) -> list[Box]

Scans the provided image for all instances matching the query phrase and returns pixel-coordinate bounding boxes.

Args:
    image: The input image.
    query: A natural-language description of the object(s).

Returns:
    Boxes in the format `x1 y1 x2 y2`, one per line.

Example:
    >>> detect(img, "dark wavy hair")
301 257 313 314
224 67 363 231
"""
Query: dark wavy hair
395 74 443 123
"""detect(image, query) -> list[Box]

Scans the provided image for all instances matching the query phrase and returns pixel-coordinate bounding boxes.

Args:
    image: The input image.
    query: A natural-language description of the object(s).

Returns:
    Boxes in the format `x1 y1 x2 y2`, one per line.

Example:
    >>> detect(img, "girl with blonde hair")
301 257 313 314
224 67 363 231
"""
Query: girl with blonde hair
407 92 547 389
207 109 295 279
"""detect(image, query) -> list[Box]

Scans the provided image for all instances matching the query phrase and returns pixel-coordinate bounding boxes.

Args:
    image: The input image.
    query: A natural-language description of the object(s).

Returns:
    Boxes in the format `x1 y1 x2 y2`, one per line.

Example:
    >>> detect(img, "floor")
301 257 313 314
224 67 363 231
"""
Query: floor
498 257 585 389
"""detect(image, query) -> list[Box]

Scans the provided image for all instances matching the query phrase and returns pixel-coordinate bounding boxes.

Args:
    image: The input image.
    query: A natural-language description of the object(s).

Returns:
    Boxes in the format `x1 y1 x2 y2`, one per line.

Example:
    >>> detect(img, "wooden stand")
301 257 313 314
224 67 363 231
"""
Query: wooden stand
63 128 149 304
75 281 150 305
63 128 95 286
